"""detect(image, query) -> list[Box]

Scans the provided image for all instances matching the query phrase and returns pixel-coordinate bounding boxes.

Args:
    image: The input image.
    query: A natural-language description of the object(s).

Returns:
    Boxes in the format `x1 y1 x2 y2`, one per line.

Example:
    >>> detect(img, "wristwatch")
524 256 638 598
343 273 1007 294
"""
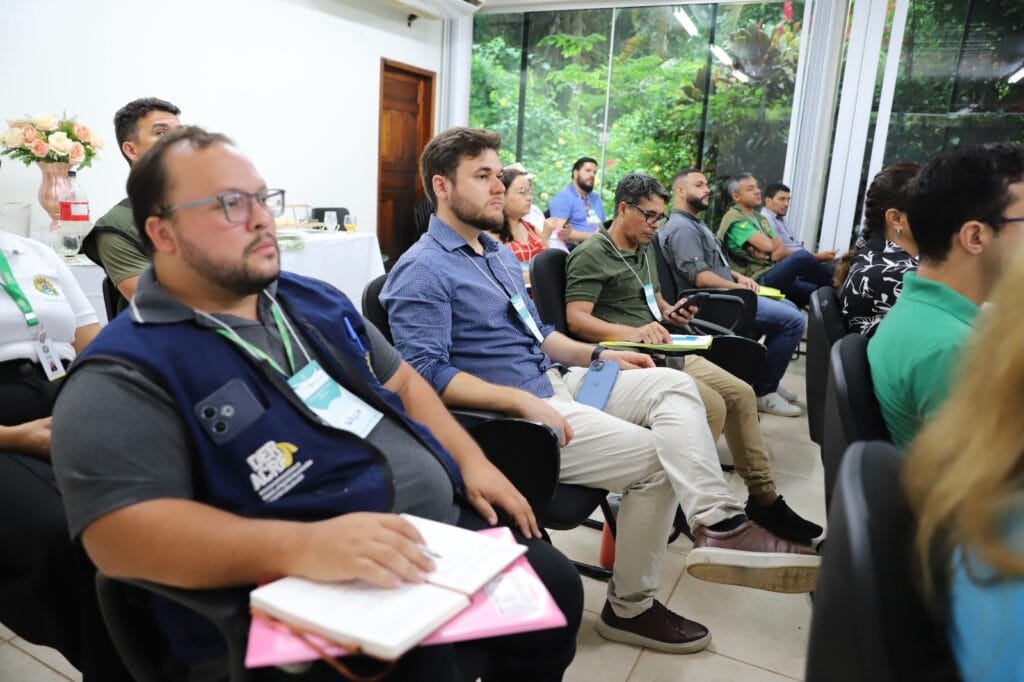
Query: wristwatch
591 345 604 362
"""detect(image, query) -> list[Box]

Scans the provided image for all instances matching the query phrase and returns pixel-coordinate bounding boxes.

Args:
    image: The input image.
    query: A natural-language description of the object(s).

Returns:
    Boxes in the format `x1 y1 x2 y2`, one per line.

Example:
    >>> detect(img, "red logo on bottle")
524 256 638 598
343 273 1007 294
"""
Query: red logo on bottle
59 201 90 221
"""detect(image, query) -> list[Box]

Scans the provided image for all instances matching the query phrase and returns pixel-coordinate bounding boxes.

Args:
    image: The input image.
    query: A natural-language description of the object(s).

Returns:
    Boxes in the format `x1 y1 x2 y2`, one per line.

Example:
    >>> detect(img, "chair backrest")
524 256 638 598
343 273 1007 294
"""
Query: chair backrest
821 333 891 508
806 441 958 682
361 273 393 344
806 286 848 446
651 236 757 337
101 276 124 321
529 248 569 334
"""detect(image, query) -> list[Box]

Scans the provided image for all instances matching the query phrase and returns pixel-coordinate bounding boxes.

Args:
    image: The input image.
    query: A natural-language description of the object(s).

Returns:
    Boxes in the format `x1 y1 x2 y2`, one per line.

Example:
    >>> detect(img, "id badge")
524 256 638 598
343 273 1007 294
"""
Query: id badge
510 294 545 344
287 360 382 438
586 208 601 228
643 283 663 322
520 260 530 277
34 337 66 382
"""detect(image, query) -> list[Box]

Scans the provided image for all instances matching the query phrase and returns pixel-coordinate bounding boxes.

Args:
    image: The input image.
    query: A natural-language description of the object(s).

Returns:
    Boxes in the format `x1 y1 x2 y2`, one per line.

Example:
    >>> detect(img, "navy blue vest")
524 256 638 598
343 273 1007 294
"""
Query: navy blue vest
77 272 463 523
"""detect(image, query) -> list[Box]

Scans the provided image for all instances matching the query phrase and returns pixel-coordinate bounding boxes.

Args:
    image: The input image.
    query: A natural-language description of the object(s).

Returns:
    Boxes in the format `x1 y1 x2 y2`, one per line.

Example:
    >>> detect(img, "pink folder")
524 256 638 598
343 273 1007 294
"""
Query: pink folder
244 527 567 669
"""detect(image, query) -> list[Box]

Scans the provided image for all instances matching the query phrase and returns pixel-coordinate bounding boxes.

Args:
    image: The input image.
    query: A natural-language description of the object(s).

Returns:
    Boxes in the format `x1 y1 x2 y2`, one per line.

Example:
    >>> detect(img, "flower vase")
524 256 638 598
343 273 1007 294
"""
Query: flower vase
37 161 71 229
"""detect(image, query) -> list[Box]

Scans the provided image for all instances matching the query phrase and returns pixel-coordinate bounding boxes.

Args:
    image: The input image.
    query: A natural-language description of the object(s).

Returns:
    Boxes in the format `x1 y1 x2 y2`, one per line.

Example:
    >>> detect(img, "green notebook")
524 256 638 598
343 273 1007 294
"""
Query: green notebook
600 334 714 352
757 286 786 300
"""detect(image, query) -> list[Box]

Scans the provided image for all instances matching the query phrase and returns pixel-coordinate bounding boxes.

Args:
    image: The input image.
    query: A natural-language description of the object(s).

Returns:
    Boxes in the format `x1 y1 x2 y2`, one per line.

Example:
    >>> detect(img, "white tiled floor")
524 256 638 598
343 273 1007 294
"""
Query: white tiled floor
0 358 822 681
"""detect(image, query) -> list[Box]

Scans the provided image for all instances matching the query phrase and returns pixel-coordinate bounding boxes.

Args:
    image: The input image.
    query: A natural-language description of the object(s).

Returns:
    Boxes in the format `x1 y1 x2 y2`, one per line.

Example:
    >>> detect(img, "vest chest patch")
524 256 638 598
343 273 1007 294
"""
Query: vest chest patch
247 441 313 502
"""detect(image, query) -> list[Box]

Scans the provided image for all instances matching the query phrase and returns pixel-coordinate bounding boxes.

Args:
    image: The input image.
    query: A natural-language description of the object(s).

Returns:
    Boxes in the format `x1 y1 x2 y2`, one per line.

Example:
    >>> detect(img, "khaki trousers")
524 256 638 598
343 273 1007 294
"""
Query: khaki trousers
678 356 776 496
544 366 743 617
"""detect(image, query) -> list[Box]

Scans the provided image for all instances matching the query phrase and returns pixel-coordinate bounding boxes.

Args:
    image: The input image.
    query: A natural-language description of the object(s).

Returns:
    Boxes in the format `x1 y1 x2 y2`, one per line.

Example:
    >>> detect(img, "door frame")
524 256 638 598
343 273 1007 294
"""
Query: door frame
378 58 436 256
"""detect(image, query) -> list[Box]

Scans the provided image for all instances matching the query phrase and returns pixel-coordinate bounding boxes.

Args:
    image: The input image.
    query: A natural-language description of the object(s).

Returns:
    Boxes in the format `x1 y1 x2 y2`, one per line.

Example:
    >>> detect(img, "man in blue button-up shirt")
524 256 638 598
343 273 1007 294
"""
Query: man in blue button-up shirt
383 127 818 657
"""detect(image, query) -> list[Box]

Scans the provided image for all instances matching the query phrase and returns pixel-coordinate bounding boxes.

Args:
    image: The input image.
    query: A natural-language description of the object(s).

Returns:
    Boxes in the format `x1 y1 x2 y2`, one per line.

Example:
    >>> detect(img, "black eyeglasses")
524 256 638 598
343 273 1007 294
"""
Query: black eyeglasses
628 203 667 227
160 188 286 224
984 216 1024 226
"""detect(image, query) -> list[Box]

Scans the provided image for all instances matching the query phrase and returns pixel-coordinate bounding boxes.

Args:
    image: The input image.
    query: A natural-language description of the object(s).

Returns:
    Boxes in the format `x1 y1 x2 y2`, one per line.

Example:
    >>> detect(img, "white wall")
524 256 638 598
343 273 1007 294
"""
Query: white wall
0 0 443 234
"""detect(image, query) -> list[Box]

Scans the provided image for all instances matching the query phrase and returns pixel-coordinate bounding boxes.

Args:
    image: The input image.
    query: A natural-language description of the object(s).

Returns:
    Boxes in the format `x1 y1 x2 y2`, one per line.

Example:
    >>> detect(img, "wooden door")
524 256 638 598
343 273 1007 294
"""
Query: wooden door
378 59 434 265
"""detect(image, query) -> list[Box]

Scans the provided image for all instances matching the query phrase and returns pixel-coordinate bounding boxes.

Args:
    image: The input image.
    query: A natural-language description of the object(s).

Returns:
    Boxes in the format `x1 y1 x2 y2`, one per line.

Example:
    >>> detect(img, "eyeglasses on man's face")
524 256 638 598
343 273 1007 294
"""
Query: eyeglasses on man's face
984 216 1024 226
628 203 667 227
160 188 286 224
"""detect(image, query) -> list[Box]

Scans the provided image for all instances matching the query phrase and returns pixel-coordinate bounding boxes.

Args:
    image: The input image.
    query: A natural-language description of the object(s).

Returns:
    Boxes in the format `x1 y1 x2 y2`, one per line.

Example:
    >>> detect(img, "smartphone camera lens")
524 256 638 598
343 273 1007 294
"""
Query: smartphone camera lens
201 405 217 420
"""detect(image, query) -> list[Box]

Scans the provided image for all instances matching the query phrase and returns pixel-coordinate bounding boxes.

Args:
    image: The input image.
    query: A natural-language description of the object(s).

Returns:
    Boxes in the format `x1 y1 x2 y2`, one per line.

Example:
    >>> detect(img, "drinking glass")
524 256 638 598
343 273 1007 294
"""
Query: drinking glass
323 211 339 231
343 214 356 232
60 232 82 259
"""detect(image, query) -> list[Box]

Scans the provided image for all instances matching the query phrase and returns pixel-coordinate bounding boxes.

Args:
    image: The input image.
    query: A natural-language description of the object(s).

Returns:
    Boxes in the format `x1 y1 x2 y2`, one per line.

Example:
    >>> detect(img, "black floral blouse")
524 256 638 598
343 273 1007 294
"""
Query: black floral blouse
839 239 918 337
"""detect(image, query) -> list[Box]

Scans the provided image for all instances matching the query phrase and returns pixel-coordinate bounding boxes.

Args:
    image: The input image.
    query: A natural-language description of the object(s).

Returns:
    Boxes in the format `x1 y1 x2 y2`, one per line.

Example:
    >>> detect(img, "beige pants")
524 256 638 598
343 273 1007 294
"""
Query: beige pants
679 356 776 496
545 366 743 617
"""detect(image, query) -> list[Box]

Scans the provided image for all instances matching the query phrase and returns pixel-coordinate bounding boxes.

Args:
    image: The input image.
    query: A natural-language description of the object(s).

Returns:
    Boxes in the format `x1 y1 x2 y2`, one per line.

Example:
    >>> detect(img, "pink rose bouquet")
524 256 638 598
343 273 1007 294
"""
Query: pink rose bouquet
1 113 103 169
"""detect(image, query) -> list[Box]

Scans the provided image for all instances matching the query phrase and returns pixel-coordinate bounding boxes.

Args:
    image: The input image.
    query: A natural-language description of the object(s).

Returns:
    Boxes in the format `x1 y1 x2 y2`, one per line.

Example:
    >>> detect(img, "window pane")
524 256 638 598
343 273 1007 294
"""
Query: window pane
471 2 805 228
883 0 1024 165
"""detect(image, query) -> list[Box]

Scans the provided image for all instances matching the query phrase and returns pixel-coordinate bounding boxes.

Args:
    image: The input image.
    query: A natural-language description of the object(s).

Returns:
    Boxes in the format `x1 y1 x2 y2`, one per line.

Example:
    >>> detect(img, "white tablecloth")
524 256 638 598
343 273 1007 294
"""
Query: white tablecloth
69 230 386 324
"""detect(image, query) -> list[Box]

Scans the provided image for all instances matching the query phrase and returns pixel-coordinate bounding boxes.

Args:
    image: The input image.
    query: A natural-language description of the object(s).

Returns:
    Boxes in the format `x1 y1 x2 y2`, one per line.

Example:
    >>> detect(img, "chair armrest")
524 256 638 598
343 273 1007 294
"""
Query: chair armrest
95 574 252 682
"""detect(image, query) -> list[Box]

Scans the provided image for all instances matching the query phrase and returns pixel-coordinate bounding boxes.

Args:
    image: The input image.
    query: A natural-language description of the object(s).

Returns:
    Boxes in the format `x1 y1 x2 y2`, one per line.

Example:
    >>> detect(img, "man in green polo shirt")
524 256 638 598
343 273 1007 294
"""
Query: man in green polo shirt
717 173 830 308
564 173 822 543
869 142 1024 448
81 98 181 311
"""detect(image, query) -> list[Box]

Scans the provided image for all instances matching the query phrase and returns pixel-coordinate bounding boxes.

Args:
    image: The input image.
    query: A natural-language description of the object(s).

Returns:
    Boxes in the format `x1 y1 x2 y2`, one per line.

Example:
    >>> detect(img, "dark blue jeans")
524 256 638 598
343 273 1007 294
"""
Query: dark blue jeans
750 297 805 396
759 249 832 309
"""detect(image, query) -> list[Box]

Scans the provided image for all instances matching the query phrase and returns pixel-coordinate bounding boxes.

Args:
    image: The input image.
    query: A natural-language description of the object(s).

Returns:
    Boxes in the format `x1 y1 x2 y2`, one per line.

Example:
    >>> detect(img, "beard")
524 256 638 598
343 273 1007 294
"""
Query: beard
689 192 710 211
450 186 503 232
177 229 279 296
577 177 595 194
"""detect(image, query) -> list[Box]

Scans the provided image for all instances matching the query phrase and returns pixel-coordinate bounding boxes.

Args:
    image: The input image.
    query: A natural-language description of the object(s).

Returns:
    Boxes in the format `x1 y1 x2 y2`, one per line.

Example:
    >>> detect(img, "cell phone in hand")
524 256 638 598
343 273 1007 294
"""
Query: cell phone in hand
670 291 710 317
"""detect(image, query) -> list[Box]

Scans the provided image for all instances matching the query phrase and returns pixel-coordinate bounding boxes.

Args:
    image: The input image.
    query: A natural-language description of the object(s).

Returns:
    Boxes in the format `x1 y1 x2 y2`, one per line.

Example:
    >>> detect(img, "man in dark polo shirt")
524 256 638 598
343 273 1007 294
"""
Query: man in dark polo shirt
81 97 181 310
869 142 1024 448
52 126 582 680
564 172 821 544
660 169 805 417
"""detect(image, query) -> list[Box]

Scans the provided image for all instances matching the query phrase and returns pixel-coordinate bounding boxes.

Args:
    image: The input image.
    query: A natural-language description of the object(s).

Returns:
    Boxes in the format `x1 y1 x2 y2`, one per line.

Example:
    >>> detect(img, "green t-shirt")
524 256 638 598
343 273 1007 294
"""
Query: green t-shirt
564 226 661 328
867 272 979 448
82 199 149 286
717 206 775 279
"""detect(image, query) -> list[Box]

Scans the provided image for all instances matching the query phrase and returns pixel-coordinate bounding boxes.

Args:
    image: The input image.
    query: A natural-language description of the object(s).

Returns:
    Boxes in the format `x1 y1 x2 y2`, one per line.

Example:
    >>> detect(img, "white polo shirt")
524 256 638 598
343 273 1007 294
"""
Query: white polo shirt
0 231 98 364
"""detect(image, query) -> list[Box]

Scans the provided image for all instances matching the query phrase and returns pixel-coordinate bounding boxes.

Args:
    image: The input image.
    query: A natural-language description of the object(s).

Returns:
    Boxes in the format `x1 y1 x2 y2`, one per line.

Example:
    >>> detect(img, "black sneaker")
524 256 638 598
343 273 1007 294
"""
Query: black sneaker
595 600 711 654
745 495 823 543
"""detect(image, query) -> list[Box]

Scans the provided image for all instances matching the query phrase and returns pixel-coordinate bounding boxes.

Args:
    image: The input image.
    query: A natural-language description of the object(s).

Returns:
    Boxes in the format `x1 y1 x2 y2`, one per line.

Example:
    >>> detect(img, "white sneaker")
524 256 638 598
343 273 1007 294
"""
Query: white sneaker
756 392 803 417
776 385 799 402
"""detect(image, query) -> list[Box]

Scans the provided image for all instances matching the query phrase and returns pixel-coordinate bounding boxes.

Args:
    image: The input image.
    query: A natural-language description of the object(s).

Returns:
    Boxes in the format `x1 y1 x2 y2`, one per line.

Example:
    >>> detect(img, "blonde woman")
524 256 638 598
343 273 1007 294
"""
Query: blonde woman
905 241 1024 680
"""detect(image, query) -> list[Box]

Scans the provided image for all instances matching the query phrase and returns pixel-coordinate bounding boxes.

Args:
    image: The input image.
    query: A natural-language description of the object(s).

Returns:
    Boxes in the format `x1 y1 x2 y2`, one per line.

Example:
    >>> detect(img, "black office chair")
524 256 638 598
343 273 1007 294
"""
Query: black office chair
805 441 959 682
101 276 124 321
311 207 350 225
362 273 615 581
806 286 848 447
821 334 891 511
529 249 767 386
651 236 757 338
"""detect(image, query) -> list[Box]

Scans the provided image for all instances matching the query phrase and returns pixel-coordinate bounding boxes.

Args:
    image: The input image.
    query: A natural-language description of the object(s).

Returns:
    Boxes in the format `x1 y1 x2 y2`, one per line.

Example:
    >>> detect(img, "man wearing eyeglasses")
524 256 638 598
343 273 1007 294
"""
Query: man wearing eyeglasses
869 142 1024 448
50 126 583 679
81 97 181 311
564 173 822 545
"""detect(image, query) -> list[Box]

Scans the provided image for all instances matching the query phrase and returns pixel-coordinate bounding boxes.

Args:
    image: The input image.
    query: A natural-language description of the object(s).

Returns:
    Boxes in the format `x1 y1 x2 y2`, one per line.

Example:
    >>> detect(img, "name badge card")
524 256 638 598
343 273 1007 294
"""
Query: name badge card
643 284 663 321
288 361 382 438
586 209 601 228
510 294 545 344
34 337 66 382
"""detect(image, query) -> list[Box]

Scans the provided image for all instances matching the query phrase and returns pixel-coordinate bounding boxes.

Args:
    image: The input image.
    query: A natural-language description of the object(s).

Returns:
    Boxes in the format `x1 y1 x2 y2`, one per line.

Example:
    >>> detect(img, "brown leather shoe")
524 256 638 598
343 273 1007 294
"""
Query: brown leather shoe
686 520 819 593
595 600 711 654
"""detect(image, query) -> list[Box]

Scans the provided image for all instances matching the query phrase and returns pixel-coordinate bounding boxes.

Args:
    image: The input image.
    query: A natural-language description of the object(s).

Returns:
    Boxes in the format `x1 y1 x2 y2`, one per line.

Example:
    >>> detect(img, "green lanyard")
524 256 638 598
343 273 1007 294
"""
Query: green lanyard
210 302 297 376
0 249 41 331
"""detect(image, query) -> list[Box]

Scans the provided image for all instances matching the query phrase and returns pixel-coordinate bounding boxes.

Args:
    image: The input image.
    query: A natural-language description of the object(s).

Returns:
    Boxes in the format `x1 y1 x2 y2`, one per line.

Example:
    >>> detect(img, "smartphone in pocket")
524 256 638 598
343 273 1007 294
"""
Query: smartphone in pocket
575 359 620 410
